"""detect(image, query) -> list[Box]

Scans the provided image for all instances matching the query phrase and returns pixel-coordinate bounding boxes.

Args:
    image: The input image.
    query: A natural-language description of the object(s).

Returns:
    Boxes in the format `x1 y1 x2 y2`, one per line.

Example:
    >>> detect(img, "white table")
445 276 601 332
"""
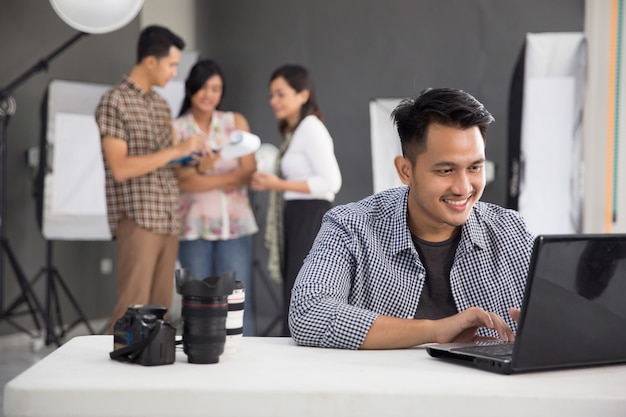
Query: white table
4 335 626 417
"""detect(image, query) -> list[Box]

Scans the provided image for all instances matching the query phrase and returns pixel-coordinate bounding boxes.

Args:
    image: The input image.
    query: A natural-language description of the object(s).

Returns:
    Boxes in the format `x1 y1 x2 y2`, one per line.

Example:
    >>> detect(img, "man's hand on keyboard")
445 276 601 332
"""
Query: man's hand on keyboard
432 307 516 344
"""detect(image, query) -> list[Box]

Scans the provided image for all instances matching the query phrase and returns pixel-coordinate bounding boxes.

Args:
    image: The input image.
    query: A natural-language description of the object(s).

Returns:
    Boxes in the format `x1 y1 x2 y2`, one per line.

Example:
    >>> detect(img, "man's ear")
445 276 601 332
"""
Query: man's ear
143 55 157 69
394 155 412 185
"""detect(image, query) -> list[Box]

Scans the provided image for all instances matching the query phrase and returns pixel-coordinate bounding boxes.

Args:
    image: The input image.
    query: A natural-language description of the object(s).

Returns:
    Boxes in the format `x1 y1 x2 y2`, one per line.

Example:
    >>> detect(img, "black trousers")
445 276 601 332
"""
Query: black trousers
282 199 331 336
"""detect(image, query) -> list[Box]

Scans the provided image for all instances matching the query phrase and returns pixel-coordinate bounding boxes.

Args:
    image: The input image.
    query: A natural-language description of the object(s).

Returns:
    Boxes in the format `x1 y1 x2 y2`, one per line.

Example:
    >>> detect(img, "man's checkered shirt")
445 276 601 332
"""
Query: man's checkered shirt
289 186 535 349
95 77 180 237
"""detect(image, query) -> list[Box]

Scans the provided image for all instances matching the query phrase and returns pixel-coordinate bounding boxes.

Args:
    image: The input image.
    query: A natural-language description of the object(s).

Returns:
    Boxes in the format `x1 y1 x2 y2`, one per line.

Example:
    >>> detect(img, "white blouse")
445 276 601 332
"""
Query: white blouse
281 115 342 202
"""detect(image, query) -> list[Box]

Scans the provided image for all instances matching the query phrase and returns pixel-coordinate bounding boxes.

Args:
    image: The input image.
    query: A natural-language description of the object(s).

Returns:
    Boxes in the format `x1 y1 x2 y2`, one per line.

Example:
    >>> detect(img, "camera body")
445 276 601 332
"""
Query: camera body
112 304 175 366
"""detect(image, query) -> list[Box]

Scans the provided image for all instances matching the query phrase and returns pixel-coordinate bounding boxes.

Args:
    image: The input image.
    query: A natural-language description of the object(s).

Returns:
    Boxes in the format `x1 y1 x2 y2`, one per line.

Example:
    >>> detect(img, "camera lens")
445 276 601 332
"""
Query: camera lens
175 269 235 364
224 281 244 355
181 295 229 364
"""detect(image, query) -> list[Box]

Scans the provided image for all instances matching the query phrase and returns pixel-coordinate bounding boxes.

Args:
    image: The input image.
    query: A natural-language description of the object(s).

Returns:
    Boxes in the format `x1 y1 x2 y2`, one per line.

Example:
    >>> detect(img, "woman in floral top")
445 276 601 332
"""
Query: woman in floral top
174 59 259 335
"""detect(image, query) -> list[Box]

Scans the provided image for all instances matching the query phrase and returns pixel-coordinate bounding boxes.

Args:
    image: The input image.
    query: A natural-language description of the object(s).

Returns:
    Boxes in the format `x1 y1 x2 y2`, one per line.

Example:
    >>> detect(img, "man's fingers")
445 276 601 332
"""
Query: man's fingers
488 312 515 342
473 335 499 342
466 308 514 343
509 307 521 323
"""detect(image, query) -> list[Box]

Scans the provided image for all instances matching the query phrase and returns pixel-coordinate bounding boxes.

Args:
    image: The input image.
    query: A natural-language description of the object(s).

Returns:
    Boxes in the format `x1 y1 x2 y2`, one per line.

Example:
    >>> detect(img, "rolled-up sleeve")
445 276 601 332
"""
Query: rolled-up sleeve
288 212 378 349
303 121 342 197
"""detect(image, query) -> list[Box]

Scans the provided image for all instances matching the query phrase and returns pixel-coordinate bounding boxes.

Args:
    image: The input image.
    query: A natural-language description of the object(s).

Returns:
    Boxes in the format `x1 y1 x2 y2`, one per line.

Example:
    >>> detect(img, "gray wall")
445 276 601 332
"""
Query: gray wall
0 0 138 336
198 0 584 206
0 0 583 337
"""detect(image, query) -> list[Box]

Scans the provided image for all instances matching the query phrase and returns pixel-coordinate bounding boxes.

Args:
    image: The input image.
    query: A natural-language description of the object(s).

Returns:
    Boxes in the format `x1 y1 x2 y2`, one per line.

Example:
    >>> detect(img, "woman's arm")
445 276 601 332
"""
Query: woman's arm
178 112 256 193
250 172 310 193
300 117 342 196
250 117 339 195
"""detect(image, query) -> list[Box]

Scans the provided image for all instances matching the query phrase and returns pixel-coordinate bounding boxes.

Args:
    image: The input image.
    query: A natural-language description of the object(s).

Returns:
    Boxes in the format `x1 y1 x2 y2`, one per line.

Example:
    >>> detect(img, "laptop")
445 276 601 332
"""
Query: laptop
426 234 626 374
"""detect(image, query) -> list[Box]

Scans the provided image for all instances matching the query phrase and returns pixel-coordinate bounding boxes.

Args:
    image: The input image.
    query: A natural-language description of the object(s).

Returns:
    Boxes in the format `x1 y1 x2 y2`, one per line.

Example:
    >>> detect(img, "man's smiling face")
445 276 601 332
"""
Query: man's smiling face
398 122 486 242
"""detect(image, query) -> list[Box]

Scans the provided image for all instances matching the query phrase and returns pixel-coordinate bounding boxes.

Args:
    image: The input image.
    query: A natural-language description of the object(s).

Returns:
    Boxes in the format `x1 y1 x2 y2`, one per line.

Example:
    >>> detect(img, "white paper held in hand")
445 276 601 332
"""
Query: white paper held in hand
255 143 279 173
219 130 261 159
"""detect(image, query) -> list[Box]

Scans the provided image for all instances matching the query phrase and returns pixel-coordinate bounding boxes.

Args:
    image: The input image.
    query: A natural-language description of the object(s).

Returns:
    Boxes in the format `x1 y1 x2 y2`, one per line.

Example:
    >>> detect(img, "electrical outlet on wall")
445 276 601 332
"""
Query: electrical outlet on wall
100 258 113 275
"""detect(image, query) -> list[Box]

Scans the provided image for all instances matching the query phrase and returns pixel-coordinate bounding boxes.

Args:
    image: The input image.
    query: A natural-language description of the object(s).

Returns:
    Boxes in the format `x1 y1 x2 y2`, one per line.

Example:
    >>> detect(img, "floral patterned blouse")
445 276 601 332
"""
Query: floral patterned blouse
173 110 258 241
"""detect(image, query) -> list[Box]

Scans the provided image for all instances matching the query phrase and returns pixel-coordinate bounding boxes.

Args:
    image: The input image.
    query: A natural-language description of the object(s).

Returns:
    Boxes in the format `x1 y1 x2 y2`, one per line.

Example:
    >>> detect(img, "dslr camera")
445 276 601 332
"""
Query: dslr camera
110 304 176 366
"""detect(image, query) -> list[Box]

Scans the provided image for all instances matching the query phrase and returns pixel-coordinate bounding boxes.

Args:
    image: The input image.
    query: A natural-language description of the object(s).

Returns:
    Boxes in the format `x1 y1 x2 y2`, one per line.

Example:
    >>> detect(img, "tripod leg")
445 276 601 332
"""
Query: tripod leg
36 240 95 345
45 271 63 346
0 238 52 337
50 268 96 335
1 269 45 320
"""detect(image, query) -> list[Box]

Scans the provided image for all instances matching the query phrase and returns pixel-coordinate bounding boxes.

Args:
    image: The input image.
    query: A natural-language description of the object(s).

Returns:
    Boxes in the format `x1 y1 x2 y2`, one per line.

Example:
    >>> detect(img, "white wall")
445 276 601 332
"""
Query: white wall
140 0 196 50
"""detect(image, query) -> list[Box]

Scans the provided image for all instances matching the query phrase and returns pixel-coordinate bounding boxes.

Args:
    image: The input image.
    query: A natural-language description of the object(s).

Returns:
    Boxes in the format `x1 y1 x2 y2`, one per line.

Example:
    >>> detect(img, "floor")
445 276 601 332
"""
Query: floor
0 319 107 417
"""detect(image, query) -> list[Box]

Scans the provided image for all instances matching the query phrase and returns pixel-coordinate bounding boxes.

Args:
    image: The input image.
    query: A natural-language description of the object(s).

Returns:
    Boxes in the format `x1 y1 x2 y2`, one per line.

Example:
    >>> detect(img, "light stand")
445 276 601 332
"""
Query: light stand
0 32 90 346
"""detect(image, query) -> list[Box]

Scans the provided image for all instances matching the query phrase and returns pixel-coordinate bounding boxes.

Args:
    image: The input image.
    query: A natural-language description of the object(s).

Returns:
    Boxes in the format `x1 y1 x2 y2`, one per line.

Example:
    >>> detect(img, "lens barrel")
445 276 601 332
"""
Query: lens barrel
224 280 244 355
181 295 229 364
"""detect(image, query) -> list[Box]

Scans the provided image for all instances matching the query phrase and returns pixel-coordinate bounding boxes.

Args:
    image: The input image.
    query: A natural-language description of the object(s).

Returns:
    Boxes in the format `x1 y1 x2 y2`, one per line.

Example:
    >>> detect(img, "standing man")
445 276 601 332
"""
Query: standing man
96 25 204 333
289 88 535 349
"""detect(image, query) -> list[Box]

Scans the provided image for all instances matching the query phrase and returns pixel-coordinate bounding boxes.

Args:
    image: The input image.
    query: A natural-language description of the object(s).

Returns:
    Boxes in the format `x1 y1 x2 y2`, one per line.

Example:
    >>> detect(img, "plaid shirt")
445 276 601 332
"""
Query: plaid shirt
95 77 180 237
289 186 535 349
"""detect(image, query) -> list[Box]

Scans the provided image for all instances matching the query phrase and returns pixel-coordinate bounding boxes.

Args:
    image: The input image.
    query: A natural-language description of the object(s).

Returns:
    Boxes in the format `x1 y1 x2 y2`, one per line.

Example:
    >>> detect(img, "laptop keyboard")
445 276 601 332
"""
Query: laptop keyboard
452 341 514 358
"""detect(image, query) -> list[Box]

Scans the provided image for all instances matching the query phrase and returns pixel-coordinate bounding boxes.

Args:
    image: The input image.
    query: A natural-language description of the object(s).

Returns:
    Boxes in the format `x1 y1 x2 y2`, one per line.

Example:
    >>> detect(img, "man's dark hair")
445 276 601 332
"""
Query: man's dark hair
391 88 494 162
270 64 323 136
137 25 185 64
178 59 225 117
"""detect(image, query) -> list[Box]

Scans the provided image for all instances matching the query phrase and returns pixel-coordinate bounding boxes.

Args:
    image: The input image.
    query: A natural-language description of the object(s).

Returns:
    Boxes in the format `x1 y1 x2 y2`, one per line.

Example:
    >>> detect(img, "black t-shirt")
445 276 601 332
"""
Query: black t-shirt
412 232 461 320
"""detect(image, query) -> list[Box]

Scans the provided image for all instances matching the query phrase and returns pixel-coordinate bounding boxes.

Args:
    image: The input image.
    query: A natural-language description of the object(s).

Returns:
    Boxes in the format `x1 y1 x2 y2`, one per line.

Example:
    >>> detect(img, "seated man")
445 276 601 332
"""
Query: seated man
289 87 535 350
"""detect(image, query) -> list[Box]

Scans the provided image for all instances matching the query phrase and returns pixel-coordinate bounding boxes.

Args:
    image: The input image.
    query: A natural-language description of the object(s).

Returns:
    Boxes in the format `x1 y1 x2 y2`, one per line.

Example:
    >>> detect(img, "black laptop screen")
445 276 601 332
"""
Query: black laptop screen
513 234 626 371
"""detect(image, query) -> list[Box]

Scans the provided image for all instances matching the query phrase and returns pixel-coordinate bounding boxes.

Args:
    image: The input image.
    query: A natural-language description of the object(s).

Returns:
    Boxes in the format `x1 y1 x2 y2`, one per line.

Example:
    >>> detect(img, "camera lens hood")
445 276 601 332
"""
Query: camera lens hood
175 269 236 297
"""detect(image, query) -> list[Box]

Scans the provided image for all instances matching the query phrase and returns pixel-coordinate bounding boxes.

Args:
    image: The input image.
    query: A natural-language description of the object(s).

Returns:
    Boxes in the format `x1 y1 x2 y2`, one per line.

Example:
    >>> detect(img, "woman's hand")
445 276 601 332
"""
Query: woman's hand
251 171 281 191
194 149 220 173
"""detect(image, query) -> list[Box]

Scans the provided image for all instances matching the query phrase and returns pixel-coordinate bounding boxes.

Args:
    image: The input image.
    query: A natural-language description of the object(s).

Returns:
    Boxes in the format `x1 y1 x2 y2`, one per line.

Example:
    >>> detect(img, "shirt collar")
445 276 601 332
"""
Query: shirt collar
460 203 488 251
184 110 219 136
390 187 487 254
183 111 202 134
121 75 156 99
390 187 415 255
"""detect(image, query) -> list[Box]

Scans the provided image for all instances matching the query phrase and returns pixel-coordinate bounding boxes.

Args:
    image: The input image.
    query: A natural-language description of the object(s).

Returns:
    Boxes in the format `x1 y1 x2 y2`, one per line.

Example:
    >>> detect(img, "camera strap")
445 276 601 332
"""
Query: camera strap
109 322 162 364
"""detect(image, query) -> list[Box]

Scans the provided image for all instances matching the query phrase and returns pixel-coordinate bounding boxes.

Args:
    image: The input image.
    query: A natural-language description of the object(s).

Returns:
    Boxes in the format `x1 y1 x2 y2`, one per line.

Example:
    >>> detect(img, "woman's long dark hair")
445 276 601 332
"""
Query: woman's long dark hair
178 59 225 117
270 64 323 136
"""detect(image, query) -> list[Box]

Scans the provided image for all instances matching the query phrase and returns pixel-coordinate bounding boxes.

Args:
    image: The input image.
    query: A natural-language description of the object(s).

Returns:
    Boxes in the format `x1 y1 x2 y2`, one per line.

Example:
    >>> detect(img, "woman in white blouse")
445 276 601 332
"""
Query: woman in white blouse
252 64 342 336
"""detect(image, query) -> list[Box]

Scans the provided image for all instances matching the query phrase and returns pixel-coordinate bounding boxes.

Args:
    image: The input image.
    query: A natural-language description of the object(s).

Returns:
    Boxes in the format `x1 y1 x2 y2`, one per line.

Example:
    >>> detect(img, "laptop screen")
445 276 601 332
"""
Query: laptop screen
513 234 626 371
